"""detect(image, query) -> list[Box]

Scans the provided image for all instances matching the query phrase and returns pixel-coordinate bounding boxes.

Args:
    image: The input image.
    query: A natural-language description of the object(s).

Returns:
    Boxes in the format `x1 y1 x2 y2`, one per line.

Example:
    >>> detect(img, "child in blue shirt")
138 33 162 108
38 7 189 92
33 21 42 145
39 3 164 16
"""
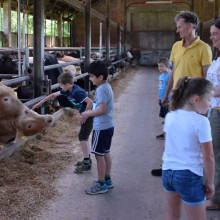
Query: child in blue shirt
32 70 93 173
156 57 171 140
80 61 114 195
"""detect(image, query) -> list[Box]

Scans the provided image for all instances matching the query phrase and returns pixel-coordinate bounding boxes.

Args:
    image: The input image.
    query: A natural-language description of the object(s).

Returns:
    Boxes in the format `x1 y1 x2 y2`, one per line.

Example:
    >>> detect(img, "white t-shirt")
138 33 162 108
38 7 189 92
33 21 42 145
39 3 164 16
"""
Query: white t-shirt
206 57 220 108
162 109 212 176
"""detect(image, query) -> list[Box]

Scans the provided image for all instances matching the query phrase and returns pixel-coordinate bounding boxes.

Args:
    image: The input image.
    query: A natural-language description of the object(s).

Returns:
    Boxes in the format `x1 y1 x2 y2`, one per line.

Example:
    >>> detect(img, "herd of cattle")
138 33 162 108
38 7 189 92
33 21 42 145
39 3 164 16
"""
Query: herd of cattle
0 49 139 146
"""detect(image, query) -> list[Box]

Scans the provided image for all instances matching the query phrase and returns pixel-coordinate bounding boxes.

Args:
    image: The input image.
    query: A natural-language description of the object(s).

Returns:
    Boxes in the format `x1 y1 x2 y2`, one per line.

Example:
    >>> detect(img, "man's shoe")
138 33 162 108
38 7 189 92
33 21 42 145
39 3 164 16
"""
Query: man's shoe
206 199 220 210
74 161 91 173
156 133 164 140
85 183 108 195
151 168 162 176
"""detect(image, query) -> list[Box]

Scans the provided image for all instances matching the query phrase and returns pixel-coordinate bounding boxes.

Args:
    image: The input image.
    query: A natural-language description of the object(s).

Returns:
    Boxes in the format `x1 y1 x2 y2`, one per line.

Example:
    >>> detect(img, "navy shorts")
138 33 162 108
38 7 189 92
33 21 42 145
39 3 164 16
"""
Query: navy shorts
91 127 114 156
162 169 206 206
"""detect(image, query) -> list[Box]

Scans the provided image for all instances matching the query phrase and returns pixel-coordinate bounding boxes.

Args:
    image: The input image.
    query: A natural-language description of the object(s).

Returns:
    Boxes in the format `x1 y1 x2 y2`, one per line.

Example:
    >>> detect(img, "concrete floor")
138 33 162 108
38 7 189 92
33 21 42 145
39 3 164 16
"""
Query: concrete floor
33 67 220 220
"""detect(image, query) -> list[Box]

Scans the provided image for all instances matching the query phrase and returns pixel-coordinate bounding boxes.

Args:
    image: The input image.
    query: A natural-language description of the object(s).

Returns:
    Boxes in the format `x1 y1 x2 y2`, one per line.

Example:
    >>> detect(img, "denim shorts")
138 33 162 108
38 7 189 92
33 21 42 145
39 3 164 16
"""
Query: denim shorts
162 169 206 206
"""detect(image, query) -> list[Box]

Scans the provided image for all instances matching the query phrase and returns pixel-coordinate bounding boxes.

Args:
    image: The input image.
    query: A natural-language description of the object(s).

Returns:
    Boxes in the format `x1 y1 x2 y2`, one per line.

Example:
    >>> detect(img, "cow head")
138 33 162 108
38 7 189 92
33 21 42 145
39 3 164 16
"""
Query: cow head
15 110 53 137
0 83 24 120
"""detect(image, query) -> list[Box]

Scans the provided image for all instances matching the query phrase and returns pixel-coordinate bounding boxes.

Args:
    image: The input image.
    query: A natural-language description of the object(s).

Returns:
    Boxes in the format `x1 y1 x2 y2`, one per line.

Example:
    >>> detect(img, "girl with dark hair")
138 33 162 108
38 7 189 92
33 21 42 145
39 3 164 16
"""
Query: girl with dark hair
205 19 220 210
162 76 215 219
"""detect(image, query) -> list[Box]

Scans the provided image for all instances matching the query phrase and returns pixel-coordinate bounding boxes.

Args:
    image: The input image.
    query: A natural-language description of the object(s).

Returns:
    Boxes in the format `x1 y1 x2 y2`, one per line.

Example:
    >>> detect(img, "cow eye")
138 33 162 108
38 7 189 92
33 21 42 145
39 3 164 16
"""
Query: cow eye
27 125 32 129
4 98 8 101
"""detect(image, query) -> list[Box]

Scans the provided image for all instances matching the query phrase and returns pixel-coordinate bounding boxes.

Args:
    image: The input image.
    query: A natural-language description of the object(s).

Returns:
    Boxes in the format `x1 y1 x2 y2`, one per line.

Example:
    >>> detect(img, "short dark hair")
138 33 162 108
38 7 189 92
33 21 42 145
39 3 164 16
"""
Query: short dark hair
174 11 199 29
88 61 108 80
157 57 169 66
57 70 74 84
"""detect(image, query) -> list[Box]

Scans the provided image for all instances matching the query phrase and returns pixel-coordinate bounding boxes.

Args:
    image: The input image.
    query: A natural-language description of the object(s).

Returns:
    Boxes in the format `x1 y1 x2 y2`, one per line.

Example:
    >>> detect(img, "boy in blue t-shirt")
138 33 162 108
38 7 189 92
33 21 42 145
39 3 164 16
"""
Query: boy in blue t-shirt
80 61 114 195
32 70 93 173
156 57 171 140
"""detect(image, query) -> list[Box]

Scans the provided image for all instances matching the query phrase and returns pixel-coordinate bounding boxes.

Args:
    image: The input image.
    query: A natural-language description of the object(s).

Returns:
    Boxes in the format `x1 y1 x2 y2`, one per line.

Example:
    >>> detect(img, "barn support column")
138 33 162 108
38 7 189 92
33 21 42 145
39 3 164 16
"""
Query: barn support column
58 14 63 47
117 0 121 57
33 0 44 98
3 0 12 47
117 23 121 57
124 0 127 53
99 21 102 59
84 0 91 92
106 0 110 62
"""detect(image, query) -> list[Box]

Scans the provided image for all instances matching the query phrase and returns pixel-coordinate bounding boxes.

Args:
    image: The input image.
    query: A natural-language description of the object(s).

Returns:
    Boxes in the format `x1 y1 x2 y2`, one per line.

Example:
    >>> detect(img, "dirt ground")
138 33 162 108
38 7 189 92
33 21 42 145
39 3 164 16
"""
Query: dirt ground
0 67 219 220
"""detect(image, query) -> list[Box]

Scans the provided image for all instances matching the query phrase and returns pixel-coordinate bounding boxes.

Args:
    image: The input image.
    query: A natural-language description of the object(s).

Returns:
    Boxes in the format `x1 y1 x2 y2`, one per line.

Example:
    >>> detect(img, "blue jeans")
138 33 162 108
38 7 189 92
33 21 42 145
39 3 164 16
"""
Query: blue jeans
162 169 206 206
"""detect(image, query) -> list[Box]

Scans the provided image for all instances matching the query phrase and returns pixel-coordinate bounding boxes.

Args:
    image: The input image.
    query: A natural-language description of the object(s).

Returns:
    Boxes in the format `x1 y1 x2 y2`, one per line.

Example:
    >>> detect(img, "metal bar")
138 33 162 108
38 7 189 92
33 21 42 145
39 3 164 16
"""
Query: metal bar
0 74 18 77
44 60 83 71
51 72 88 90
24 95 46 107
2 76 30 86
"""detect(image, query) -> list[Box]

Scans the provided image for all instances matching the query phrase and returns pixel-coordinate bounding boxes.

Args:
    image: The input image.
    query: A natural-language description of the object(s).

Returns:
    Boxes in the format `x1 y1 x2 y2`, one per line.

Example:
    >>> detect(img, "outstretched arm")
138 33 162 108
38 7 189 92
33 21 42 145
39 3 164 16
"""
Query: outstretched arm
32 91 60 110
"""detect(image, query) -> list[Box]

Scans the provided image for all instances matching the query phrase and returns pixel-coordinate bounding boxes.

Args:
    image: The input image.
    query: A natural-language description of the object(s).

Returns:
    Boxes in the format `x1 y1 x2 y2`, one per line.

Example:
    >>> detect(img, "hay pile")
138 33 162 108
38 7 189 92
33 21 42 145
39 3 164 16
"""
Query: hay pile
0 109 82 219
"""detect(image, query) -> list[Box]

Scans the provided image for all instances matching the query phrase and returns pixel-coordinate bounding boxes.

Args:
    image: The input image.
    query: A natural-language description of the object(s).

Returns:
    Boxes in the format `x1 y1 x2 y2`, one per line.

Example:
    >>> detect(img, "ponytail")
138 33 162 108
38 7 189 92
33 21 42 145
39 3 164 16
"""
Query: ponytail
170 76 214 111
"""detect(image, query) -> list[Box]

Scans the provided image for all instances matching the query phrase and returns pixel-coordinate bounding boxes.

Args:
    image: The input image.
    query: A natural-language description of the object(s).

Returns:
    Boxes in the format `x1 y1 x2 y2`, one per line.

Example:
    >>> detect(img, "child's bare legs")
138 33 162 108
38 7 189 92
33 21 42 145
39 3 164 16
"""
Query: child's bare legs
184 203 206 220
165 192 206 220
104 152 112 175
165 192 182 220
95 152 112 180
80 140 90 158
95 155 106 180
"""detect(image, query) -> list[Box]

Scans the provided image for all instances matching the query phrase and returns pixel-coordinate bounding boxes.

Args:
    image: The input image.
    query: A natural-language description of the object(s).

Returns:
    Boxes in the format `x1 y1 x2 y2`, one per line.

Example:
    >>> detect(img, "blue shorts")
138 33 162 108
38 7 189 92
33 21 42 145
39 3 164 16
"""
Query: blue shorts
162 169 206 206
91 127 114 156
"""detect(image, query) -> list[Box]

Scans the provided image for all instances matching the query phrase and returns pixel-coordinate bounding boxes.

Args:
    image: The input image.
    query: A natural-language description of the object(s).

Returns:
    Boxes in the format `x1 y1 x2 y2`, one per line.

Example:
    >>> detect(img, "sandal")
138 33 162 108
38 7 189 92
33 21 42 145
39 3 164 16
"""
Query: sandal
206 199 220 210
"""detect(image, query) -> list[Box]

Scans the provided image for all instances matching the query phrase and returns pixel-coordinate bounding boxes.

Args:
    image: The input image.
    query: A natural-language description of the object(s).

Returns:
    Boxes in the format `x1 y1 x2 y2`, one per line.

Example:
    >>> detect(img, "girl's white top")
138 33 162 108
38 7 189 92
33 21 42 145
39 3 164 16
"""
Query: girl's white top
206 57 220 108
162 109 212 176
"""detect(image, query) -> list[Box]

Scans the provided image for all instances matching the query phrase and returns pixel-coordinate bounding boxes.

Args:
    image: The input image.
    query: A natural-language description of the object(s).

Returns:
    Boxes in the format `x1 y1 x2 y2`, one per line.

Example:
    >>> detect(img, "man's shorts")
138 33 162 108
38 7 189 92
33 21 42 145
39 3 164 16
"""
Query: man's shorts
91 127 114 156
162 169 206 206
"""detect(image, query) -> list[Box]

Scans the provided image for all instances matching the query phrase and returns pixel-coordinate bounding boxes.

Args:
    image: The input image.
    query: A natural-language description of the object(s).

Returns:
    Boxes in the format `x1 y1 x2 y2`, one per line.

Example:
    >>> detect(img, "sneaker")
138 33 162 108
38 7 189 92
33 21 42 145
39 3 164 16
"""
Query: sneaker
75 158 92 166
156 133 164 140
151 168 162 176
74 161 91 173
85 182 108 195
93 179 114 189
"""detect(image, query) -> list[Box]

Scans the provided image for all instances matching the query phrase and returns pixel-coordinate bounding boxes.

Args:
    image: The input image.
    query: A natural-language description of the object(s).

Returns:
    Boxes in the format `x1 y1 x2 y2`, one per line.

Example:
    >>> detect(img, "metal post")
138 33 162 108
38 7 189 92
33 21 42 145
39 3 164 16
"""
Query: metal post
117 23 121 57
99 21 102 59
23 0 26 75
106 0 110 62
3 0 12 47
85 0 91 94
33 0 44 98
85 0 91 72
18 0 21 77
124 0 127 53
